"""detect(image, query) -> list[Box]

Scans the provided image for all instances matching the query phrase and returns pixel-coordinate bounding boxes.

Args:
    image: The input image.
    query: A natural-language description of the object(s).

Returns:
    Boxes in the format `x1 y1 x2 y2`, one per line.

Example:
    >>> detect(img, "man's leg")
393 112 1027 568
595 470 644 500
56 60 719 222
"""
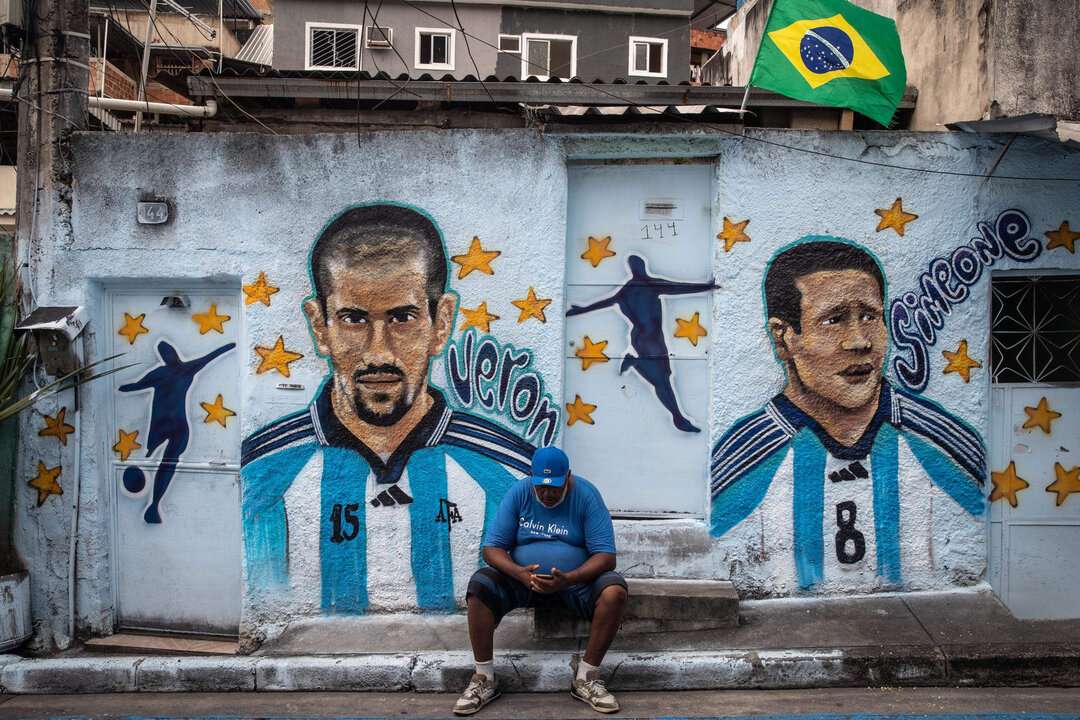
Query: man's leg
571 574 627 714
467 594 496 665
583 584 628 666
456 569 521 716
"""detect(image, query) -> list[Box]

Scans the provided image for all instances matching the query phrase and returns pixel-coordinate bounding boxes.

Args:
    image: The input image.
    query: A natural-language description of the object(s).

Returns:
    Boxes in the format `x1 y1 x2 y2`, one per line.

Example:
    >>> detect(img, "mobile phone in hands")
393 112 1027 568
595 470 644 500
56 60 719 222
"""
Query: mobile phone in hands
533 573 553 580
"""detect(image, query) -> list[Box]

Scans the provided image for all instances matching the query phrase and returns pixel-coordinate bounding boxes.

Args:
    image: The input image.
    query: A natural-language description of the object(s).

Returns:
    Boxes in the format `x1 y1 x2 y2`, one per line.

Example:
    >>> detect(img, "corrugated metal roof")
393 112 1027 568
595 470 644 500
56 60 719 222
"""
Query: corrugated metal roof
89 0 262 21
187 71 917 113
235 24 272 66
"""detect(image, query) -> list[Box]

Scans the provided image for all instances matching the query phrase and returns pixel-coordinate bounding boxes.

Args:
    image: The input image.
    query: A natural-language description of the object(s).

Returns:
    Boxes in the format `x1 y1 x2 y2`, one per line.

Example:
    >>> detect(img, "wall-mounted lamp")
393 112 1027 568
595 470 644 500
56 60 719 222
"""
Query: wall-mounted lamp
160 295 190 308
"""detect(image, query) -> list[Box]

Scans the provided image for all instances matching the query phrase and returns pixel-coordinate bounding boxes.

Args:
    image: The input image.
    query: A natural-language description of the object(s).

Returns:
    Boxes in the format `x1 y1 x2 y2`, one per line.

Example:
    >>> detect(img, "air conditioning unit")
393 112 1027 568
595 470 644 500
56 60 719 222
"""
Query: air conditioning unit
365 26 392 48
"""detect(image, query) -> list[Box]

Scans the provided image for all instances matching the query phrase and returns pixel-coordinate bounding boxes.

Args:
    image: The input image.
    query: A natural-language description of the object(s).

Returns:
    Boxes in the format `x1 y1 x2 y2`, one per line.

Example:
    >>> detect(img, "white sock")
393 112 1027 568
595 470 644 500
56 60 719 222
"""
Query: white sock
577 660 599 682
475 659 494 680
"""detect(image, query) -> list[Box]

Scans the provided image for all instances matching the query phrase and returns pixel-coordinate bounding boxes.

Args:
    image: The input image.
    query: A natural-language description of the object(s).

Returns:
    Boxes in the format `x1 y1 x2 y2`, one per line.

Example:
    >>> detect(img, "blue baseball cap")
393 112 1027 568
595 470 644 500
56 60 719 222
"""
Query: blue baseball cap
530 447 569 486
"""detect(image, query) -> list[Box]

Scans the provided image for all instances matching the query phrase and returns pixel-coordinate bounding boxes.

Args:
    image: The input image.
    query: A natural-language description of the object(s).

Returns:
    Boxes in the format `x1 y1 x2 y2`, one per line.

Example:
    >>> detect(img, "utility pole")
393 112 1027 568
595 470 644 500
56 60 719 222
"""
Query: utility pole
15 0 90 299
4 0 90 572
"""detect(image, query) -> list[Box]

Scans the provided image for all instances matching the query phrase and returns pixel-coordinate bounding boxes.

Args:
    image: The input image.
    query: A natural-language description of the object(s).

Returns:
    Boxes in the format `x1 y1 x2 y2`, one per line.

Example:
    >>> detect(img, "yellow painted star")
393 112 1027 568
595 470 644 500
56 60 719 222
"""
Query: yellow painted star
575 336 610 370
990 461 1028 508
581 236 616 267
200 394 237 427
192 303 231 334
112 429 142 462
874 198 918 236
243 271 279 306
28 461 62 507
1045 221 1080 253
451 237 501 279
254 336 303 377
118 312 149 345
565 395 597 426
1046 462 1080 507
717 217 751 252
674 312 708 347
459 301 499 333
1022 397 1061 434
511 287 552 323
942 340 981 383
38 408 75 446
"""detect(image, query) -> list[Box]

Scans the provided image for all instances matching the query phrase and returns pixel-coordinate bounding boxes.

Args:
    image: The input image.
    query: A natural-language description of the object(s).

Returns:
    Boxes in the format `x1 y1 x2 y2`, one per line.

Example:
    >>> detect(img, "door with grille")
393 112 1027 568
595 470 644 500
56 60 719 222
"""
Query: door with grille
988 273 1080 619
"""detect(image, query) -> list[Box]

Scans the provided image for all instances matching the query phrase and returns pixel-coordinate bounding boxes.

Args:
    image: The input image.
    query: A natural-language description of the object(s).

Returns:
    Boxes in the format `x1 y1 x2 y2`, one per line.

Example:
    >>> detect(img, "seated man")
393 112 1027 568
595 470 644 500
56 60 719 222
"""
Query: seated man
455 447 628 715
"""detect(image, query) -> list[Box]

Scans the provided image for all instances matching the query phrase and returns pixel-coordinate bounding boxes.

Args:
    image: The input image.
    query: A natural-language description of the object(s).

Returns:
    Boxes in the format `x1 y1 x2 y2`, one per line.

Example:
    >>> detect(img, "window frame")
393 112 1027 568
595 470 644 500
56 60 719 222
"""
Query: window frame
498 33 521 54
414 27 456 71
305 22 362 72
520 32 577 80
627 36 668 78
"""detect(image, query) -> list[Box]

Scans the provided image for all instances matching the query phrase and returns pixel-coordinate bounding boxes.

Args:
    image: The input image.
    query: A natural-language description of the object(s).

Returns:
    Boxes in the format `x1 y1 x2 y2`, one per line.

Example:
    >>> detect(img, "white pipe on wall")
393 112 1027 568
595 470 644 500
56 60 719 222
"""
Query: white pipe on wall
0 88 218 119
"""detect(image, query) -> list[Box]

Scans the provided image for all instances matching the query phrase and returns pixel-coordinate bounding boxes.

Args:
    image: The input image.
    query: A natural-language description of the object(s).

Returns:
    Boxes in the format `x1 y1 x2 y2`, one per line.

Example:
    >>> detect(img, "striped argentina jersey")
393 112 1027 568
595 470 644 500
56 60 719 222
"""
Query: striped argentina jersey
241 383 534 614
709 382 986 593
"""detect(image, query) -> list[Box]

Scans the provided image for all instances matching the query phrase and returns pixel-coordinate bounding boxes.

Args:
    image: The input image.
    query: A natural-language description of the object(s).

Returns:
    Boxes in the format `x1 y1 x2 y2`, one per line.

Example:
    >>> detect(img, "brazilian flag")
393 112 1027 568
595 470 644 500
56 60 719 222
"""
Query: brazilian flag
748 0 906 126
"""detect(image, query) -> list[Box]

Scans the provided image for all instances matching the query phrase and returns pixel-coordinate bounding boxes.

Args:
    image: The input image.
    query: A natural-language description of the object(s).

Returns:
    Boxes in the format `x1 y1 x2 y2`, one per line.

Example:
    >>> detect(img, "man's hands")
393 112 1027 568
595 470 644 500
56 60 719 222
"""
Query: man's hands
515 564 540 587
513 565 569 593
529 568 571 594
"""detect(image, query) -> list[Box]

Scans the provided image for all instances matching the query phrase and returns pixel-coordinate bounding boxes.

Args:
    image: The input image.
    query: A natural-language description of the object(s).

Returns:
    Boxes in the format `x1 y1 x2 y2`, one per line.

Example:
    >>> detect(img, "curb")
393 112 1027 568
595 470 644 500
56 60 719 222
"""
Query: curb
0 646 977 694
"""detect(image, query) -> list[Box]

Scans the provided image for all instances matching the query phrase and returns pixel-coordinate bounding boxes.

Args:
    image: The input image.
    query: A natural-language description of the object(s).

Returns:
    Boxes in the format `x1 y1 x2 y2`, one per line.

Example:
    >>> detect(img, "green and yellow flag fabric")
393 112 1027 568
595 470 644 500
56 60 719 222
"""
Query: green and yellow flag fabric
748 0 906 126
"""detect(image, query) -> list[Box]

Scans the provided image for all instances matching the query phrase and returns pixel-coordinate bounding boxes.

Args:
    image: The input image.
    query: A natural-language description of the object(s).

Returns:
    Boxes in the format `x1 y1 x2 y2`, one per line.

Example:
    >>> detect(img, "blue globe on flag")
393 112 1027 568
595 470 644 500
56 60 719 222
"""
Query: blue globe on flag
799 26 854 73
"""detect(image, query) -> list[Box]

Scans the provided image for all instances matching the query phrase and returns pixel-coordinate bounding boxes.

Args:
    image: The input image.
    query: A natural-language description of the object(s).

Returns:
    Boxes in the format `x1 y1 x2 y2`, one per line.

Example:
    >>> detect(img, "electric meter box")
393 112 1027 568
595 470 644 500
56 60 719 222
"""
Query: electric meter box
16 306 88 377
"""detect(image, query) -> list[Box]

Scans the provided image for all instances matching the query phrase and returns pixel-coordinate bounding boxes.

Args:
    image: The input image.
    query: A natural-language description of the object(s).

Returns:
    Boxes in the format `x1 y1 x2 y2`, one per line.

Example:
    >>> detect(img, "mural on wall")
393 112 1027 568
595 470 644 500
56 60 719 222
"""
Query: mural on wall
710 238 987 591
890 209 1041 393
39 408 75 445
28 461 62 506
241 204 545 614
118 340 237 523
566 253 716 433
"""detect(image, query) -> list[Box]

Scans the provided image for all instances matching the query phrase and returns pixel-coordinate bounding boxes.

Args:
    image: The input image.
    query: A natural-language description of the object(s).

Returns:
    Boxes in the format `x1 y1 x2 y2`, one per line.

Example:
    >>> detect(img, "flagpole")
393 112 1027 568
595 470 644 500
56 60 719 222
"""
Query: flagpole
738 0 780 119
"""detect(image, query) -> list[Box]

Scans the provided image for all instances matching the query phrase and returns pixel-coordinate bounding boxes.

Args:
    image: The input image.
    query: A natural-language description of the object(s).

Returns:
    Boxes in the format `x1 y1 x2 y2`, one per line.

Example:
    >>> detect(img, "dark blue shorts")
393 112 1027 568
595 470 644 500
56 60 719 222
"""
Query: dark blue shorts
466 566 627 624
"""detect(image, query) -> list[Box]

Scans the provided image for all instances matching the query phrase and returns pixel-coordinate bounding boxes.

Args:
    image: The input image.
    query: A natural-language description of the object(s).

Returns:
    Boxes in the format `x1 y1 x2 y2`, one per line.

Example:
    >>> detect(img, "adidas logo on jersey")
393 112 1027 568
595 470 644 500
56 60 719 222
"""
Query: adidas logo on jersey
829 461 869 483
370 484 414 507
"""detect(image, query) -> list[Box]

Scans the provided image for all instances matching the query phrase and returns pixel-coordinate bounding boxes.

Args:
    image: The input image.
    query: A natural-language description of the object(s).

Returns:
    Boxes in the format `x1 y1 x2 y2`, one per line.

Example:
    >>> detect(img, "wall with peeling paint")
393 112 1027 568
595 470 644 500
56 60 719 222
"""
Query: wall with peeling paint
11 127 1080 650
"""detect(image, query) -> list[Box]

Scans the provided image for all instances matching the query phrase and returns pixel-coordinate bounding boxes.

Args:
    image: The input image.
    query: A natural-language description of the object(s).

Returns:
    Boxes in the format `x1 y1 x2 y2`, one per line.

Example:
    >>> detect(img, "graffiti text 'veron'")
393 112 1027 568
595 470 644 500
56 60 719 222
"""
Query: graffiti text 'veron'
445 329 559 447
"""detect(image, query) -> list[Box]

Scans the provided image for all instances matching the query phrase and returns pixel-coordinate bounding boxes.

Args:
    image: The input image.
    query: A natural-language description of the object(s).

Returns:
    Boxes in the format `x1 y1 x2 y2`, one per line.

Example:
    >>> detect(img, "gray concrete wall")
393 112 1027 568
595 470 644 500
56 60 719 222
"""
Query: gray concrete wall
991 0 1080 121
273 0 500 78
495 7 691 82
897 0 993 131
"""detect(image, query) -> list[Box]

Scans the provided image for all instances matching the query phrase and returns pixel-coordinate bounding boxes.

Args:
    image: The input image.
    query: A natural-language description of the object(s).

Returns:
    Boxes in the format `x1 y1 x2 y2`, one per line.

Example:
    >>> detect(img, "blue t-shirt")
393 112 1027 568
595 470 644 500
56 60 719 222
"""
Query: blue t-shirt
483 475 616 574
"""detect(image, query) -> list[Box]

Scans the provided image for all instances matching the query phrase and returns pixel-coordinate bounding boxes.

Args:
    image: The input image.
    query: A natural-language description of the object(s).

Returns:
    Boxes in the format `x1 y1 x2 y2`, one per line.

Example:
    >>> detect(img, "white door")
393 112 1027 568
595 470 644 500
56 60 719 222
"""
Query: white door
988 274 1080 619
106 286 242 634
564 164 713 515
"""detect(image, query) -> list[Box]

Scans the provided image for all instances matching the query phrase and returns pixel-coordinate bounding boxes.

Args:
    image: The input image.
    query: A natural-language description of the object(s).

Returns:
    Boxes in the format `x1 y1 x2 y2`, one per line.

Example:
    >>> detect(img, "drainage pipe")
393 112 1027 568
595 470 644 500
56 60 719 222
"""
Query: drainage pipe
0 87 218 119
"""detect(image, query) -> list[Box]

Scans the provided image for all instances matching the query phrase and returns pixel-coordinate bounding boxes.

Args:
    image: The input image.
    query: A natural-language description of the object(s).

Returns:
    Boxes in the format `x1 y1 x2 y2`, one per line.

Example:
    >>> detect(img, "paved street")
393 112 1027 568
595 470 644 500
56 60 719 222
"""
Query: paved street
1 687 1079 719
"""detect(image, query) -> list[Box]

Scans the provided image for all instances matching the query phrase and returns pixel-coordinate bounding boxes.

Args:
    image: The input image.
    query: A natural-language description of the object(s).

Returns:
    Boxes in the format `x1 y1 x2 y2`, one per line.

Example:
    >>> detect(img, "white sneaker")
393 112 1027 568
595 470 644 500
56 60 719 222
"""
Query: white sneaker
453 673 500 716
571 670 619 713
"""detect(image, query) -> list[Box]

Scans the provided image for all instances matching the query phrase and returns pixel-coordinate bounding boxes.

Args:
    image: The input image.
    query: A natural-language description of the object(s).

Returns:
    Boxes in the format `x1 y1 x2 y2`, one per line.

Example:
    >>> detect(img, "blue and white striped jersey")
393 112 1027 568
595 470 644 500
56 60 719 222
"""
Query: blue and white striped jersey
709 382 987 592
242 383 535 614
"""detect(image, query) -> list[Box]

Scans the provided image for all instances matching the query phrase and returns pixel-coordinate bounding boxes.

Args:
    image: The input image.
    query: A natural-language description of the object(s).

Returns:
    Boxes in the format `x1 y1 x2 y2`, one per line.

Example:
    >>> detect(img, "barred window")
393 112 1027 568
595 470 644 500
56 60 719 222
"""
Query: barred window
307 24 359 71
991 275 1080 383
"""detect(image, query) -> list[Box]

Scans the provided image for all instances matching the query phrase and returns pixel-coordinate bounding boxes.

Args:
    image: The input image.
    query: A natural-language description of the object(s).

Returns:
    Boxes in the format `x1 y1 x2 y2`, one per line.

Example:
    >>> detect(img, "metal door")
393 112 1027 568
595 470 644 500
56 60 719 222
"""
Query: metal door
988 274 1080 619
106 286 242 634
564 164 713 515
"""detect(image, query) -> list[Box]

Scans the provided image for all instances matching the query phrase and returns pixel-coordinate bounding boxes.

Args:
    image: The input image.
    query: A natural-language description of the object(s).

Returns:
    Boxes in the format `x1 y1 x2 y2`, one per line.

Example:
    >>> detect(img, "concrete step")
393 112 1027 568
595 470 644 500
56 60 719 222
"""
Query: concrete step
84 633 239 656
534 578 739 638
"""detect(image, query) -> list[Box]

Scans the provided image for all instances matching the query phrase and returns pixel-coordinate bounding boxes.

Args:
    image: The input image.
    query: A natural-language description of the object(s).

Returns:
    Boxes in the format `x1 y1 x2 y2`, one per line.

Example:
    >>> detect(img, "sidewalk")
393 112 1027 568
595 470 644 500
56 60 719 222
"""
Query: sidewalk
2 585 1079 694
